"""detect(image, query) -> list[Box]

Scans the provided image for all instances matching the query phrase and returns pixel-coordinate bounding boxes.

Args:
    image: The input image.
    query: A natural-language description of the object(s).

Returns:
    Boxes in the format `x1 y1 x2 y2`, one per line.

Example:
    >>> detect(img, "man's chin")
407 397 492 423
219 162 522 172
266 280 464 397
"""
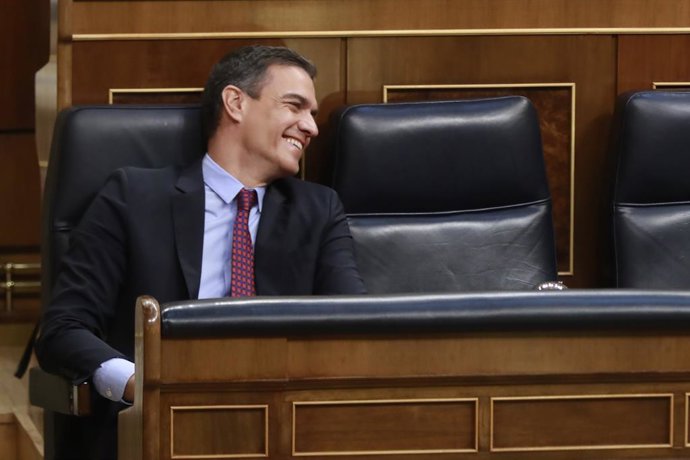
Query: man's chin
272 162 301 180
284 158 302 177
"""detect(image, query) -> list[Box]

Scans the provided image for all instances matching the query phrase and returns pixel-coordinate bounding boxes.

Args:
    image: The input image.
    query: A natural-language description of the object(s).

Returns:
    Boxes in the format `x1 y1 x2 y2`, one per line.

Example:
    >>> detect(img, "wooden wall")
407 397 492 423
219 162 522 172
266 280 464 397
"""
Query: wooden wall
46 0 690 290
0 1 48 323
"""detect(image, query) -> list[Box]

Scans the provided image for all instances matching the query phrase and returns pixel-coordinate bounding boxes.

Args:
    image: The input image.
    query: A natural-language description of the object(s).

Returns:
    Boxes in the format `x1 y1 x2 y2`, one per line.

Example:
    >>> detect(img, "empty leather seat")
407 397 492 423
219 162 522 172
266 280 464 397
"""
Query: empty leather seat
331 97 558 293
612 91 690 288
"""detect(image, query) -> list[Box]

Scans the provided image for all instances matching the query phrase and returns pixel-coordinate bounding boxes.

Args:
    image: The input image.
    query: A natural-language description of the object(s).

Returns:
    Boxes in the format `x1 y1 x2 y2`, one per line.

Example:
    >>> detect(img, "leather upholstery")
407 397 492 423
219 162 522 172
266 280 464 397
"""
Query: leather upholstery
612 91 690 288
331 97 557 292
42 105 203 302
40 105 203 460
161 290 690 338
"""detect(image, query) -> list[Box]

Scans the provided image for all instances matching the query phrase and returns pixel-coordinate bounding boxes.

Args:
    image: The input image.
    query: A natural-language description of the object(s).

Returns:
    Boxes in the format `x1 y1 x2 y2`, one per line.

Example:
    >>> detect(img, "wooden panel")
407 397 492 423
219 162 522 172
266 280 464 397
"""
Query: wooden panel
0 1 46 323
70 0 690 35
0 134 41 247
170 405 267 458
286 333 690 379
0 133 41 321
491 395 672 451
161 338 287 382
293 399 477 455
71 39 266 104
346 35 615 286
0 415 17 460
0 0 49 130
618 35 690 93
70 38 343 108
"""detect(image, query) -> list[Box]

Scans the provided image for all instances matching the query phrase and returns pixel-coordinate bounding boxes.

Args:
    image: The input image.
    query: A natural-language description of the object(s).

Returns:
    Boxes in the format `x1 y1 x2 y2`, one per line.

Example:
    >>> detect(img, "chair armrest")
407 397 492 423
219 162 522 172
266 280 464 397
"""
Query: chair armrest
28 367 91 416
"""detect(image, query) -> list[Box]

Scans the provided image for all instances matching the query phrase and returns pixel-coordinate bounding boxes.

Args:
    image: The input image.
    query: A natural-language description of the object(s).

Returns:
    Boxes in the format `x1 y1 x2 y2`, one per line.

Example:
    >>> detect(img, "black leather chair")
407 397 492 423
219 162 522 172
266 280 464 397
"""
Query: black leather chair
34 105 204 460
612 91 690 288
331 97 558 293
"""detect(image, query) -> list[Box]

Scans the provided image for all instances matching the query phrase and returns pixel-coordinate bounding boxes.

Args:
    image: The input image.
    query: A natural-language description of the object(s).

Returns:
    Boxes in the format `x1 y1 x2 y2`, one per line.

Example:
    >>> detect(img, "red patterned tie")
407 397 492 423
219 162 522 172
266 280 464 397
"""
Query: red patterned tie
230 188 257 297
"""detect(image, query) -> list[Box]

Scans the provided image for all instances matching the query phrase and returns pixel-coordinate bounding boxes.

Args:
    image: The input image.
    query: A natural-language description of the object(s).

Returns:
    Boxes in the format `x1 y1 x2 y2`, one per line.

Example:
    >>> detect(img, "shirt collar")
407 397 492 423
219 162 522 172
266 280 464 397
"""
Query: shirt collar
202 153 265 211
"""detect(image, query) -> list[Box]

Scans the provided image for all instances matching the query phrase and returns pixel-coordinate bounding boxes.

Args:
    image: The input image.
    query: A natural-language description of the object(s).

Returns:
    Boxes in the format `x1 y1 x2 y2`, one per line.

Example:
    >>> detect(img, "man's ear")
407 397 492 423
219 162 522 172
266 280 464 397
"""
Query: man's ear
221 85 244 123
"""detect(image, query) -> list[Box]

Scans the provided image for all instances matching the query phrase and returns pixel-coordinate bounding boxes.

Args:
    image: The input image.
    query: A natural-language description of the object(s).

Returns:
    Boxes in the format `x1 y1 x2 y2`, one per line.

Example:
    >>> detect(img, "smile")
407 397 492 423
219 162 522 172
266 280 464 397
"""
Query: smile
284 136 304 151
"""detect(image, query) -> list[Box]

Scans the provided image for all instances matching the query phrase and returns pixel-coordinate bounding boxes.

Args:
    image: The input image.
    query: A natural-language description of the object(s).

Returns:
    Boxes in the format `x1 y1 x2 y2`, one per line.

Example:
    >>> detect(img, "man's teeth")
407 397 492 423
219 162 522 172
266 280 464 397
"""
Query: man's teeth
285 137 303 150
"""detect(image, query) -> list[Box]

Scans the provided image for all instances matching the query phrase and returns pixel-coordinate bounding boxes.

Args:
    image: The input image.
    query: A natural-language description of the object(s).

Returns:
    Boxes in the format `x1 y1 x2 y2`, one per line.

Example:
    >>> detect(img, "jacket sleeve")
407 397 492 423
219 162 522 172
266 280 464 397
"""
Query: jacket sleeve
36 169 130 383
314 189 367 295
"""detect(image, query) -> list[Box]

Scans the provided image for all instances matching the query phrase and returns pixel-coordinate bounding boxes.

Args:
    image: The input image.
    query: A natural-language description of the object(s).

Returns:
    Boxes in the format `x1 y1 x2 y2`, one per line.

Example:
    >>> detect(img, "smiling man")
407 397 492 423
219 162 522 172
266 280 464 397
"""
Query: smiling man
36 46 366 460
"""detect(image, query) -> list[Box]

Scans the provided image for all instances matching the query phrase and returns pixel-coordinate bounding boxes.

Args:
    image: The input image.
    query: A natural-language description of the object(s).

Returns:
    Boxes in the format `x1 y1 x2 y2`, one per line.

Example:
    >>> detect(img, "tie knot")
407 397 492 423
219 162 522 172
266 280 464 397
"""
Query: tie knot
237 188 257 212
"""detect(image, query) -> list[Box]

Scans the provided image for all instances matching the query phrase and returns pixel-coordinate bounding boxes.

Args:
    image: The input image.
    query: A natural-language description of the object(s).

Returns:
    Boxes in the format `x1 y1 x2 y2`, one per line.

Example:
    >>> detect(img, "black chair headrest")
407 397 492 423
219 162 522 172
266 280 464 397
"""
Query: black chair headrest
613 91 690 205
42 105 204 301
331 97 549 213
45 105 204 228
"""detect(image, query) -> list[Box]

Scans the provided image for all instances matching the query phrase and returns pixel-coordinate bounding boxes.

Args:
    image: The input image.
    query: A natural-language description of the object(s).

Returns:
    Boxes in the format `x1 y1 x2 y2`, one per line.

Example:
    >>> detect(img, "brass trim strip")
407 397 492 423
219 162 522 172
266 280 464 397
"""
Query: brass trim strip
1 262 42 313
0 282 41 289
292 397 479 456
72 27 690 42
684 393 690 447
0 263 41 272
490 393 674 452
108 87 203 104
383 82 576 276
653 81 690 89
170 404 269 459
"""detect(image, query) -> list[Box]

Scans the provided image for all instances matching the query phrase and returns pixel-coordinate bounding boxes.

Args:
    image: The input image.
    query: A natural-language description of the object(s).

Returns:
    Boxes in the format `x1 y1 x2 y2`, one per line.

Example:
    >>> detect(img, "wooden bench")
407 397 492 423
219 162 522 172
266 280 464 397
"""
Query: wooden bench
120 290 690 459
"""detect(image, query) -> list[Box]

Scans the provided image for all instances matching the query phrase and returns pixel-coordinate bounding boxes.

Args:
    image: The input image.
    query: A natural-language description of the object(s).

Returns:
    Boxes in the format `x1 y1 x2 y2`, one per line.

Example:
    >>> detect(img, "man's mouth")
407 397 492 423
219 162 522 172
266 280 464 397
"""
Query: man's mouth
284 136 304 151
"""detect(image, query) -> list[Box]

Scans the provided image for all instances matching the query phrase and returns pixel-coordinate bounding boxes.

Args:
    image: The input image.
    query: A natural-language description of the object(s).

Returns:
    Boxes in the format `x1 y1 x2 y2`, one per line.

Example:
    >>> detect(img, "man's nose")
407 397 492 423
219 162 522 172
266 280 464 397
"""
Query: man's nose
300 113 319 137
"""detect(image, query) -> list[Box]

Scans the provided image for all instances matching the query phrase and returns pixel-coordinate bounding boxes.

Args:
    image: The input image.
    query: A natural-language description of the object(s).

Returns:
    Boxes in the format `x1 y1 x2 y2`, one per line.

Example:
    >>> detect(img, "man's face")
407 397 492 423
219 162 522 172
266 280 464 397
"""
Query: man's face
240 64 319 181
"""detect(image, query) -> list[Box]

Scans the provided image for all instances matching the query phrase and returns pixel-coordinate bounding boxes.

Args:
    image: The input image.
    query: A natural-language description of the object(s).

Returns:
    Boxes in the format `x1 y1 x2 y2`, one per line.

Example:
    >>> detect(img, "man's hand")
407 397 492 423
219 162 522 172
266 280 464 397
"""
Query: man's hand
123 374 135 403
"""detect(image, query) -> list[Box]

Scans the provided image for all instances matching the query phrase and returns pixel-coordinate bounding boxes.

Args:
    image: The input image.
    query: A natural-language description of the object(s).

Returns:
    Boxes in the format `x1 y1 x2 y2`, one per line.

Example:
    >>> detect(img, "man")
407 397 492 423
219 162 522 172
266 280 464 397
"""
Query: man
36 45 366 459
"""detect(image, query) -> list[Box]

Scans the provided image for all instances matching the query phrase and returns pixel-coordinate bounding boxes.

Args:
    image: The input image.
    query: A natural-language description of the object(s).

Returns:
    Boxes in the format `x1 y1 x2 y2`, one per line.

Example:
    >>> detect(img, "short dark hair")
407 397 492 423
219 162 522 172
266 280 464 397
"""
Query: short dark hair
201 45 317 141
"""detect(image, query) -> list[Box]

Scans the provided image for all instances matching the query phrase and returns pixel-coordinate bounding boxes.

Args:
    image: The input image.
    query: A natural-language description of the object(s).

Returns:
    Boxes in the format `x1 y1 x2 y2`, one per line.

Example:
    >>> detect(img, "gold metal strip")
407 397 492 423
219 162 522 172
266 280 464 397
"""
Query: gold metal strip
0 282 41 289
490 393 674 452
1 263 42 313
72 27 690 42
569 84 577 277
0 263 41 272
170 404 269 459
108 87 203 104
653 81 690 89
686 393 689 447
292 397 478 456
383 82 576 276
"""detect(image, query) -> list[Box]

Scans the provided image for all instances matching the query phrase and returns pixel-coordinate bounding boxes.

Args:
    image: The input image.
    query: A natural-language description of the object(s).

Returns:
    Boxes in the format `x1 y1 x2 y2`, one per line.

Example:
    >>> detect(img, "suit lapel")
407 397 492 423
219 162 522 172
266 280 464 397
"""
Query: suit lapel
172 160 205 299
255 181 289 295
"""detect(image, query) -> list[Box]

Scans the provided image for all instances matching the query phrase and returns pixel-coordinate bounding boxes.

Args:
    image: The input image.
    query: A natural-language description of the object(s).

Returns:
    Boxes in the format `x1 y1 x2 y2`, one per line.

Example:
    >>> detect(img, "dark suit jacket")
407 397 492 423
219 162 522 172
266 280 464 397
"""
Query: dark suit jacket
35 159 365 459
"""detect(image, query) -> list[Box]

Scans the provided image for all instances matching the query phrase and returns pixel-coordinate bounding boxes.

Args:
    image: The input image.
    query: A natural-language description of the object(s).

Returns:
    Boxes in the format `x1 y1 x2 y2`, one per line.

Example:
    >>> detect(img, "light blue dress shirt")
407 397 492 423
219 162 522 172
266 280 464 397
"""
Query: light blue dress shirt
198 154 265 298
93 154 265 402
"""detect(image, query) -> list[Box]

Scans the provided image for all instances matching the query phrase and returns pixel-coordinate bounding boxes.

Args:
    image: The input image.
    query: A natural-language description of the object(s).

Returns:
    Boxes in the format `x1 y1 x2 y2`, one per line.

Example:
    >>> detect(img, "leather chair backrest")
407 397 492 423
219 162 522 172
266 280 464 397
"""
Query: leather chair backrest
331 97 557 293
40 105 203 460
612 91 690 288
42 105 204 304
